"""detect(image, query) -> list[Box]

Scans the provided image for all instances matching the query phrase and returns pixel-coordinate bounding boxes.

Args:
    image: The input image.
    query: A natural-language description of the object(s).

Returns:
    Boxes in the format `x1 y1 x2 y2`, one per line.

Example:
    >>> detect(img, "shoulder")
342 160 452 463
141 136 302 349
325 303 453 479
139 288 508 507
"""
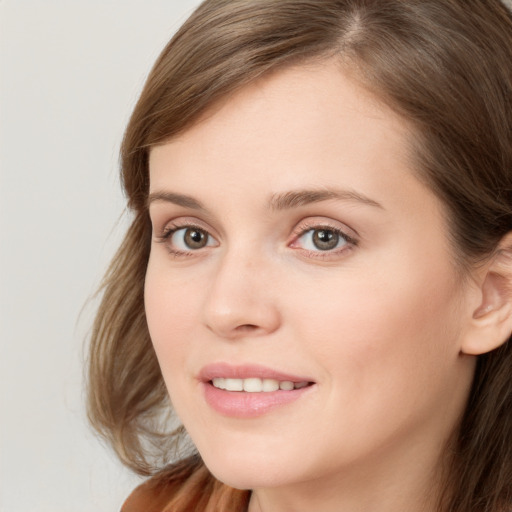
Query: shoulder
120 456 203 512
120 455 250 512
121 478 175 512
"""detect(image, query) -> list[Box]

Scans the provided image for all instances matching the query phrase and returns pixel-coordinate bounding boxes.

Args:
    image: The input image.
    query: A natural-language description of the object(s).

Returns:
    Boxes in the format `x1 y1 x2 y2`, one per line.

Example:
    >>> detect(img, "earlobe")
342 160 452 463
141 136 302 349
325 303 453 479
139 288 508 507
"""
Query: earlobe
462 236 512 356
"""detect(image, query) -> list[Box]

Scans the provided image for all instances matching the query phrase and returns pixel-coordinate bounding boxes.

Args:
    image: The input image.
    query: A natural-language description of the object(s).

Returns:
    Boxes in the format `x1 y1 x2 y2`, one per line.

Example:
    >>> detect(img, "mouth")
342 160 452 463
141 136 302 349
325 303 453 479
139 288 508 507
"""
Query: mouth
210 377 312 392
199 363 316 418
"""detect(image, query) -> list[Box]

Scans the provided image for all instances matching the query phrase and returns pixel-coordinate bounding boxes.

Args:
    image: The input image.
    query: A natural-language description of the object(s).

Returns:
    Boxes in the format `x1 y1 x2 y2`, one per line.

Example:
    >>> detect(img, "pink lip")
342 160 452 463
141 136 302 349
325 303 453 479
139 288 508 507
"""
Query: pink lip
199 363 316 418
199 362 312 383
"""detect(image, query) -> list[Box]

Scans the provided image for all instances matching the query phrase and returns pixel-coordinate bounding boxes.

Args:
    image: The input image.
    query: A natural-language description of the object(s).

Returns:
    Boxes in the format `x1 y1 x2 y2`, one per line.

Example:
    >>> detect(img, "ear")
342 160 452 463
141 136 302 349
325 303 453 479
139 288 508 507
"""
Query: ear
462 233 512 356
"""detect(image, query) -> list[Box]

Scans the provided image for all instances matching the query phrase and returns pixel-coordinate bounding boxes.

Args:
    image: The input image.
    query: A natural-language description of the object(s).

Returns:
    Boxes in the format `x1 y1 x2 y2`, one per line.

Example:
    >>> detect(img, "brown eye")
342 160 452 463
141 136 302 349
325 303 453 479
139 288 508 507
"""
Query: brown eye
293 227 350 253
184 228 208 249
312 229 340 251
167 226 216 252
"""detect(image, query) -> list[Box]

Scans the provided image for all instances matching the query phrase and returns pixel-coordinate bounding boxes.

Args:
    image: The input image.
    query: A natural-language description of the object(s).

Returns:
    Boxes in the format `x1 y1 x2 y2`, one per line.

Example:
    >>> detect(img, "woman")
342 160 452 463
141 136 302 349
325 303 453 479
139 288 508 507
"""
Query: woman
87 1 512 511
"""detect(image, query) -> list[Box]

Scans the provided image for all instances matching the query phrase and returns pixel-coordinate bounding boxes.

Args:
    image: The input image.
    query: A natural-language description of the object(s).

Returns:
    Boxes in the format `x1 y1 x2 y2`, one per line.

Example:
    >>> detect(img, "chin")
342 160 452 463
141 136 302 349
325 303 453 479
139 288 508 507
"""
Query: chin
197 443 302 490
206 462 291 490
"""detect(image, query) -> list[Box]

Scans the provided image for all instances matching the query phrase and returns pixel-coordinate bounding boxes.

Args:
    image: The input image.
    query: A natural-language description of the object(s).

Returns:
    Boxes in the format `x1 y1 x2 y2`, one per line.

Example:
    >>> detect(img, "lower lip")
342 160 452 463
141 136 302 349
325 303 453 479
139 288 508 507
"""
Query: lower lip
202 382 314 418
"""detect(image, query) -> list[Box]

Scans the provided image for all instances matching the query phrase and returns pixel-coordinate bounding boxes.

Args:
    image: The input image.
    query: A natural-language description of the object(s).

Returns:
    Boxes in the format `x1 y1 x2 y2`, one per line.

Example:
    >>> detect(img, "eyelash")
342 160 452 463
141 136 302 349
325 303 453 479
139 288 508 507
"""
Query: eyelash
290 223 358 260
155 221 358 259
156 223 214 257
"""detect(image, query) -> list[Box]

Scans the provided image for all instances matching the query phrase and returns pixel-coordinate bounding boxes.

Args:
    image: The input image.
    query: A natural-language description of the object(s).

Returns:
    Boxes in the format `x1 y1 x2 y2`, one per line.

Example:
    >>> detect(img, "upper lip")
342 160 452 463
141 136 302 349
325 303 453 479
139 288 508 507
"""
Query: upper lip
199 362 314 383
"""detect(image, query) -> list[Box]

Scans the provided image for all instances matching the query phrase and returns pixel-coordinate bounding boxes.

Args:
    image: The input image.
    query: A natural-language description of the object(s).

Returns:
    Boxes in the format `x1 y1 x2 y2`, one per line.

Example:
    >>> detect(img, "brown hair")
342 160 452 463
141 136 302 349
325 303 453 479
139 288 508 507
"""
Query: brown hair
87 1 512 510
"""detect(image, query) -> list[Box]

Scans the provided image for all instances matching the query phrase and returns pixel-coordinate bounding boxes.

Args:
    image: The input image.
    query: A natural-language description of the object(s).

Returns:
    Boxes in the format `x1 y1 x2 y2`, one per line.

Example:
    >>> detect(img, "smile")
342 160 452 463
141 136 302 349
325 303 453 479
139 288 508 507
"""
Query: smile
200 363 316 418
211 377 310 392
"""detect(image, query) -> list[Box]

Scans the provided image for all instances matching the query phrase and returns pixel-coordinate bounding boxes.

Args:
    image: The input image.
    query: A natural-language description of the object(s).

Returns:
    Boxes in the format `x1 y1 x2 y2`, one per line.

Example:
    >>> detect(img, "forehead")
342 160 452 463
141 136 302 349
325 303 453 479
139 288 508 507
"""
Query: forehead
148 60 416 208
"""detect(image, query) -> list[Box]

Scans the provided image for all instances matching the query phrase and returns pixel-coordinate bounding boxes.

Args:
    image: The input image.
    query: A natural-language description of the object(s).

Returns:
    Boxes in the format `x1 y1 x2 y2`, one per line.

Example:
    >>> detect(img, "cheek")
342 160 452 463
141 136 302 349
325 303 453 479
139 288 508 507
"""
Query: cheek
288 256 465 407
144 257 200 376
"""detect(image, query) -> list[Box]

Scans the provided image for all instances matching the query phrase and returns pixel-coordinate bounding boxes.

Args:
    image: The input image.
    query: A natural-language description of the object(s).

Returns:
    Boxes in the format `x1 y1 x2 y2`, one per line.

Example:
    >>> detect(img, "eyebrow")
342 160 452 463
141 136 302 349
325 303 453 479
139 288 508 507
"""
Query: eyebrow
268 188 384 210
147 188 383 211
147 191 206 211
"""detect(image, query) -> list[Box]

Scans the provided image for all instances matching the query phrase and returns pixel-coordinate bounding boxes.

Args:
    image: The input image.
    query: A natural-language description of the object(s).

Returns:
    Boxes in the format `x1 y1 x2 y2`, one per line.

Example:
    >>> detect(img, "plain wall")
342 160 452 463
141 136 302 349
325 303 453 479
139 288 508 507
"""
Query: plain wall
0 2 201 511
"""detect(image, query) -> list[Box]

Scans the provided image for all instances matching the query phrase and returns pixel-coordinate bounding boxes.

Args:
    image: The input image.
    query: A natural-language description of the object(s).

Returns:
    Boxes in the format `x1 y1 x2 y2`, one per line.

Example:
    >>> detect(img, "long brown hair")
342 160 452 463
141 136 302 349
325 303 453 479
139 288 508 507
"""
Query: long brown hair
87 1 512 510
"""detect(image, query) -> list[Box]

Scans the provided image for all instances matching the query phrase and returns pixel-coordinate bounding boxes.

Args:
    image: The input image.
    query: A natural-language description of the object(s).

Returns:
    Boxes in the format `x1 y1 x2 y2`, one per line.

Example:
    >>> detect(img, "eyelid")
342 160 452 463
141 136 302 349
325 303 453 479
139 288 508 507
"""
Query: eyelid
288 218 359 256
291 217 358 240
152 215 358 260
154 216 218 240
153 217 220 256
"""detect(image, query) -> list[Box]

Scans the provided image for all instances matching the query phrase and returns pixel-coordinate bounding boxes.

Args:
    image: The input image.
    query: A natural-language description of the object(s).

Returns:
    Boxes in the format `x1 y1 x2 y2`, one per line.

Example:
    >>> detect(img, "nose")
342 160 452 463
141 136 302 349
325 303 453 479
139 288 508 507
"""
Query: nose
202 251 281 339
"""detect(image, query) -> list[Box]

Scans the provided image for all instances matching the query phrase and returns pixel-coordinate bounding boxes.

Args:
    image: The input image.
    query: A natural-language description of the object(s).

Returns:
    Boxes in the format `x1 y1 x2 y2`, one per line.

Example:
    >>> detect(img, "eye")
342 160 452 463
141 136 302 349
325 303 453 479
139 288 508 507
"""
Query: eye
166 226 217 252
293 227 353 252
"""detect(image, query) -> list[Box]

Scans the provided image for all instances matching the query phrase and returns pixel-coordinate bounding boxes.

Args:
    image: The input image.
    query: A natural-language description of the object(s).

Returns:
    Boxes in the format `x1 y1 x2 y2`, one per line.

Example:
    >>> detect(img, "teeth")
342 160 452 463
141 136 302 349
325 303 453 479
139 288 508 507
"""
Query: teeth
279 381 294 391
212 378 226 389
262 379 279 392
211 377 309 392
243 378 263 392
224 378 243 392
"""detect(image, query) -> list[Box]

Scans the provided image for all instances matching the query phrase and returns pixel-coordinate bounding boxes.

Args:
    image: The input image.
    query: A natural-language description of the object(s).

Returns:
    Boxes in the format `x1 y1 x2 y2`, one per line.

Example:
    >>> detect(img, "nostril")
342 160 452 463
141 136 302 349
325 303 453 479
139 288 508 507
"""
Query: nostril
235 324 259 332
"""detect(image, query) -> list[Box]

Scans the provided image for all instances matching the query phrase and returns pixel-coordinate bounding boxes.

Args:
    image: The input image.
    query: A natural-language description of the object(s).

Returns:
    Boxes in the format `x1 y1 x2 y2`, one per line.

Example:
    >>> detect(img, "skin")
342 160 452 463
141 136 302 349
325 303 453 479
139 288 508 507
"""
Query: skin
145 61 480 512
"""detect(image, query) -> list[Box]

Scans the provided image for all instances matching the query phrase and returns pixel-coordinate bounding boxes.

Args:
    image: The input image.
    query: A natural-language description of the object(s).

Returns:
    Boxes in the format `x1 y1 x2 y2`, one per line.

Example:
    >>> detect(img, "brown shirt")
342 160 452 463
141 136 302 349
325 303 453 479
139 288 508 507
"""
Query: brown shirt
121 478 179 512
120 458 250 512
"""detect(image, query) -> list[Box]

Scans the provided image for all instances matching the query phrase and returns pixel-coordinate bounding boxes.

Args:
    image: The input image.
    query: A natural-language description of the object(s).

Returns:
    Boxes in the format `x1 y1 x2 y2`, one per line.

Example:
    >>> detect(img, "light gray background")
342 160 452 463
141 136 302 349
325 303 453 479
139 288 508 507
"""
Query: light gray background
0 2 201 511
1 1 511 511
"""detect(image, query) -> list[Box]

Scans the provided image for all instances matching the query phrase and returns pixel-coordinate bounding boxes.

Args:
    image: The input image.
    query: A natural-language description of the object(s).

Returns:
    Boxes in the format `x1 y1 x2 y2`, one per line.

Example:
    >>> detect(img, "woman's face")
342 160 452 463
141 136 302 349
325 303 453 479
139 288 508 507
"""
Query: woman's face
145 62 476 497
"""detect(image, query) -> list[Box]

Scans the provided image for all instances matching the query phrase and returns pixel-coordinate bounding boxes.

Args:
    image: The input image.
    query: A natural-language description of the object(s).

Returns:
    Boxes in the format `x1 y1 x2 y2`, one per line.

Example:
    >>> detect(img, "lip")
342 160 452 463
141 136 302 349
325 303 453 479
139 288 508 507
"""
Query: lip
199 362 313 383
199 363 316 418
